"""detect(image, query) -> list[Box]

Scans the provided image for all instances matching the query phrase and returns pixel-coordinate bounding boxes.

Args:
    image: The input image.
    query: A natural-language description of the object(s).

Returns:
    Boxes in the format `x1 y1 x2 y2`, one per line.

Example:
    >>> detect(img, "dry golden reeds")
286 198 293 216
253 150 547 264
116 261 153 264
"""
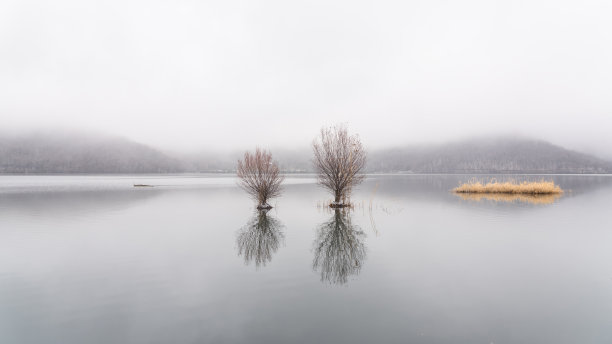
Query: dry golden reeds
453 179 563 195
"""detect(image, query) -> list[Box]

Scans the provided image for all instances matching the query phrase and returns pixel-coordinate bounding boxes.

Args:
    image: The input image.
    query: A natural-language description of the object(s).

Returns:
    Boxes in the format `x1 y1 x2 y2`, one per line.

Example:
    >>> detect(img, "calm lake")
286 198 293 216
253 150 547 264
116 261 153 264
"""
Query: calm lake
1 174 612 343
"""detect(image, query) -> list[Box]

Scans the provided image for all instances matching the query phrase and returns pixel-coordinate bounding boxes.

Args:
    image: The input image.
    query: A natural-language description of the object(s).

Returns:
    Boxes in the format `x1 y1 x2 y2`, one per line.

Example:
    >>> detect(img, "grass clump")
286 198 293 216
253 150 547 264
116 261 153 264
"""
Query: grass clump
453 179 563 195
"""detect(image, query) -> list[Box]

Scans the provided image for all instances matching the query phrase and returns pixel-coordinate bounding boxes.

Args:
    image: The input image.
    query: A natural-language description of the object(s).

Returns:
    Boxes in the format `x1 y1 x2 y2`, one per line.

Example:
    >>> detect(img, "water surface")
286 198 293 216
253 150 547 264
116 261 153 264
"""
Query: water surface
1 174 612 343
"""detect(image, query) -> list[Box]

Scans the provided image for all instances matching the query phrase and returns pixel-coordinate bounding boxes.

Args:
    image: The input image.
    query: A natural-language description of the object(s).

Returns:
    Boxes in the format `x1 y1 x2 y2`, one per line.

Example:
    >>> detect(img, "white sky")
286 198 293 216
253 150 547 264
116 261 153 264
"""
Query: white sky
1 0 611 156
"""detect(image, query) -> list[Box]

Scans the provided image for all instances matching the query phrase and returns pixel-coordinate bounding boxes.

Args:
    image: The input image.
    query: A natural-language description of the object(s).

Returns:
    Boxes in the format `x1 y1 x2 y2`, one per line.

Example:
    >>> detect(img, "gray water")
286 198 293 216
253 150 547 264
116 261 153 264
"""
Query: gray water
1 174 612 343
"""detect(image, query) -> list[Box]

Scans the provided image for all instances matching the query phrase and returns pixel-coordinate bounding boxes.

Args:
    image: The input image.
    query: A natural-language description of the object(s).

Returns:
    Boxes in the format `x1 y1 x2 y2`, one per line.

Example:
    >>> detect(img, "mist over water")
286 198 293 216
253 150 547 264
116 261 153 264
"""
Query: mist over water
2 0 612 342
2 1 612 157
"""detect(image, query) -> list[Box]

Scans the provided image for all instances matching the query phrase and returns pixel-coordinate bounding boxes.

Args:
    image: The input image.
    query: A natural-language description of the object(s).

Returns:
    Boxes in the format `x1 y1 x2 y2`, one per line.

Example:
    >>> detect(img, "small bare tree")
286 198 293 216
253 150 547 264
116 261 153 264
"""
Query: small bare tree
237 148 284 209
312 124 366 207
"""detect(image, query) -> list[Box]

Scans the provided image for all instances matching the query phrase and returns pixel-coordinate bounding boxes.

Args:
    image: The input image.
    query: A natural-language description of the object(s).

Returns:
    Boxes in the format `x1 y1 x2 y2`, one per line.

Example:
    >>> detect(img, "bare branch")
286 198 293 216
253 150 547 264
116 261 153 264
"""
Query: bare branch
237 148 284 209
312 124 367 206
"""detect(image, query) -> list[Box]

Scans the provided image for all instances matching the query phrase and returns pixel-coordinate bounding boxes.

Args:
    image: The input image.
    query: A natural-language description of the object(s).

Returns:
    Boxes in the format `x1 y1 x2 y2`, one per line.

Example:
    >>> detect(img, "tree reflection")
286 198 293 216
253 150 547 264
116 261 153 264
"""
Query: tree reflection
236 210 285 268
313 209 367 285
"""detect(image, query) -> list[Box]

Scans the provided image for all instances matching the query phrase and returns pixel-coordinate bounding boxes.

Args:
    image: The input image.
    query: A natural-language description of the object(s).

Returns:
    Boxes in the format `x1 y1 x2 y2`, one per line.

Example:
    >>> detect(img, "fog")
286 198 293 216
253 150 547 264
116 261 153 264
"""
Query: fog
1 0 611 157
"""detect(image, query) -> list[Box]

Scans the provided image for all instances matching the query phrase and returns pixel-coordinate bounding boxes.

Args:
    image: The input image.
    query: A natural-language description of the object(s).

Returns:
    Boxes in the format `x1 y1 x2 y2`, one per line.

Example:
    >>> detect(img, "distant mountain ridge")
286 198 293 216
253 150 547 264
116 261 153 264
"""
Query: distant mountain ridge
368 138 612 174
0 133 610 174
0 132 182 173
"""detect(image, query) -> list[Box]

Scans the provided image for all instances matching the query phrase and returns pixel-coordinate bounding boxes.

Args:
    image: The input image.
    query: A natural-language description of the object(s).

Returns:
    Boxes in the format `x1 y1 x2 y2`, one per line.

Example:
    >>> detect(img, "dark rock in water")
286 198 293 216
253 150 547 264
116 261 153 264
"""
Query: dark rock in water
329 201 350 208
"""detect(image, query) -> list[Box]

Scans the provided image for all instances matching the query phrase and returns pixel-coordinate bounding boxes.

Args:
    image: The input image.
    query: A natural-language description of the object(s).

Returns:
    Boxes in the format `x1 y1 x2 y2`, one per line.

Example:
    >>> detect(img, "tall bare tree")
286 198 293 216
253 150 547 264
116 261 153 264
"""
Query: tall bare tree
312 124 366 207
237 148 284 209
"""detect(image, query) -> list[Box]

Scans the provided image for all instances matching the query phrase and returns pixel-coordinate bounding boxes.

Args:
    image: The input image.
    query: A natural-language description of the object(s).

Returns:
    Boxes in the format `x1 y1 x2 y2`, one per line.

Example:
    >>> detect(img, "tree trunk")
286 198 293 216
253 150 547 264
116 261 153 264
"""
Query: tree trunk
257 203 273 209
330 192 345 208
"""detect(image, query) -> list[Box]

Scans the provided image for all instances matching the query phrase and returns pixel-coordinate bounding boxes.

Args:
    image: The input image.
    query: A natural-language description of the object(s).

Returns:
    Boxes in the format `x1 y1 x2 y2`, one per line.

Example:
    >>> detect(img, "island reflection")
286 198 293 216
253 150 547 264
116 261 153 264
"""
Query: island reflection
313 209 367 285
236 210 285 268
456 192 561 205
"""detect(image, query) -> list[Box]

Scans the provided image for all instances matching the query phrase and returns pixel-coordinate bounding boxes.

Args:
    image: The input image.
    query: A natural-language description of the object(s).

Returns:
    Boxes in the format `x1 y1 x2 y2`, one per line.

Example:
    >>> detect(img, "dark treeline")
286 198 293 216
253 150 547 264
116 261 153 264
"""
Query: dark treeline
368 138 612 174
1 133 610 174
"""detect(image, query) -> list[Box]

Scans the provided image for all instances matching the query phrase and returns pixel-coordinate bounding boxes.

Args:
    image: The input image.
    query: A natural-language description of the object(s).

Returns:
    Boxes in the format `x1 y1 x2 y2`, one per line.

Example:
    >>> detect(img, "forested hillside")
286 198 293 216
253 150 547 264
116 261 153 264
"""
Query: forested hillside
0 132 183 173
367 138 612 173
1 133 610 174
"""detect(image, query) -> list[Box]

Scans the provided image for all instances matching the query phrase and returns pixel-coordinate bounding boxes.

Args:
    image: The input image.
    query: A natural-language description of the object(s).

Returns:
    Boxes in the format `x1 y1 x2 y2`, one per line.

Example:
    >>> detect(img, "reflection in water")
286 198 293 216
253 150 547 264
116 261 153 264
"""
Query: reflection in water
456 192 562 205
236 210 285 268
313 209 367 285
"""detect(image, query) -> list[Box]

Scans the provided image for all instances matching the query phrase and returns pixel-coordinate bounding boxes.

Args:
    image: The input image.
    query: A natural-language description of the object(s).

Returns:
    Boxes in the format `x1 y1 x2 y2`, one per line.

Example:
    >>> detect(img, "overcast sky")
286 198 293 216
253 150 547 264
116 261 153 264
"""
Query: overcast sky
1 0 611 156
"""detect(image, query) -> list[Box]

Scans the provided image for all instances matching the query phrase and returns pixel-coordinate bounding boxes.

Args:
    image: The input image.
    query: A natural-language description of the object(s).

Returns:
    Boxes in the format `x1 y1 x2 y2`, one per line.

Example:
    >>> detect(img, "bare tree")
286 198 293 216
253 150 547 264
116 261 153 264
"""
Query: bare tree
237 148 284 209
312 124 366 207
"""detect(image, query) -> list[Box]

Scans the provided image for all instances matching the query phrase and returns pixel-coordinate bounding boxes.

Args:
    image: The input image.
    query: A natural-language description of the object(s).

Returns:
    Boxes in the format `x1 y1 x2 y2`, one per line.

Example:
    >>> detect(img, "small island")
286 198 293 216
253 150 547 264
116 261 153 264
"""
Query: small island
453 180 564 195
